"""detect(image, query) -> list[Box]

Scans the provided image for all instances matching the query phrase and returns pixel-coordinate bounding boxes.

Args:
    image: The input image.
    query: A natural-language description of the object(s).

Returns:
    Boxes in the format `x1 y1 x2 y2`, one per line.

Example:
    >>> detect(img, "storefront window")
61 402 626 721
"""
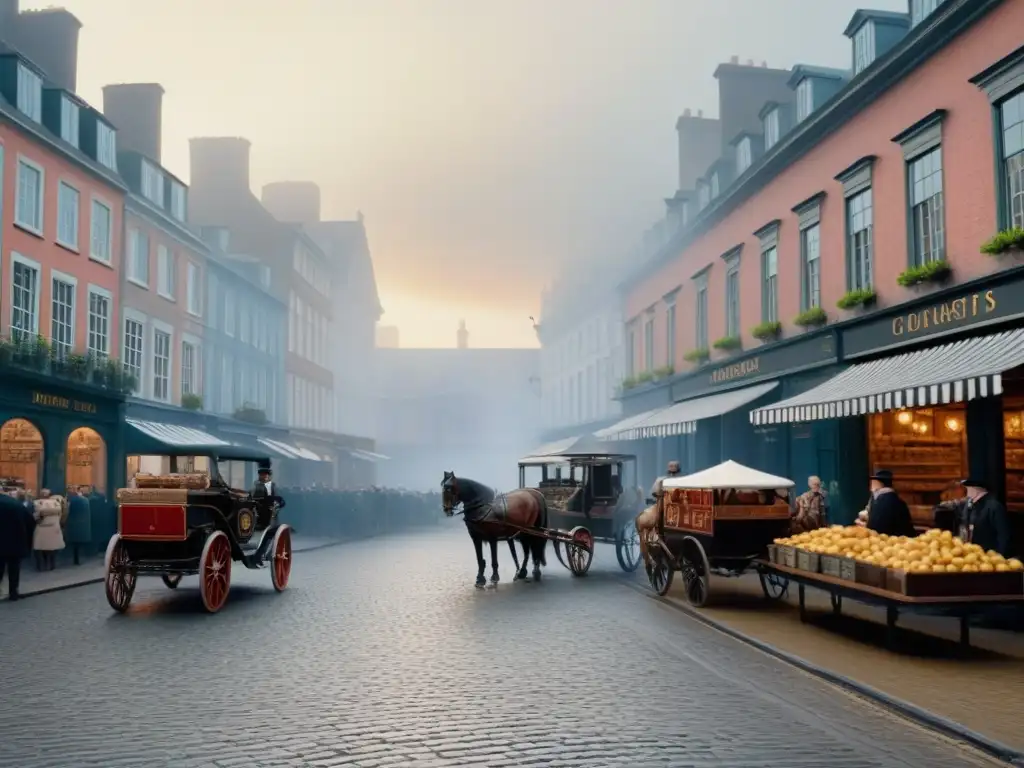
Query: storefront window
1003 403 1024 515
0 418 44 494
868 407 966 525
66 427 107 494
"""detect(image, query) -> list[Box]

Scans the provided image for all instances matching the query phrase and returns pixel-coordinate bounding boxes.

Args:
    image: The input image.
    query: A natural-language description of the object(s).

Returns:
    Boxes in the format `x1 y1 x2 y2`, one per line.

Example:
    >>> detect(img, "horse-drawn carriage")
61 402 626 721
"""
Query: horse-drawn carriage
518 451 644 576
105 448 291 614
639 460 793 606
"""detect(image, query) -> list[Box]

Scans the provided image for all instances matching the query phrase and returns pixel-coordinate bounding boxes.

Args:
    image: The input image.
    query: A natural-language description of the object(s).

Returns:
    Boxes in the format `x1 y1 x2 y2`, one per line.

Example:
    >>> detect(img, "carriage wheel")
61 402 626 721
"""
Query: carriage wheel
104 534 137 613
615 519 642 573
758 570 789 601
647 548 674 596
161 573 183 589
680 538 710 608
270 525 292 592
199 531 232 613
553 539 568 570
565 526 594 576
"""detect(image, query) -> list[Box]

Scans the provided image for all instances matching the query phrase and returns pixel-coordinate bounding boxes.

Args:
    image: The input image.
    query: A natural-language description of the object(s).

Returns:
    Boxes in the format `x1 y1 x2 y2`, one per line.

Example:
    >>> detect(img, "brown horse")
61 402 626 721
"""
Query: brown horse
441 471 548 587
635 499 661 570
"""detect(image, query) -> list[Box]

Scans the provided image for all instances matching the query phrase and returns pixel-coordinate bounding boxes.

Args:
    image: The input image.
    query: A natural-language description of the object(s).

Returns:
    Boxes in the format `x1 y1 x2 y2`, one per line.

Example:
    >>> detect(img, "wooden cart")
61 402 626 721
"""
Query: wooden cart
644 460 794 606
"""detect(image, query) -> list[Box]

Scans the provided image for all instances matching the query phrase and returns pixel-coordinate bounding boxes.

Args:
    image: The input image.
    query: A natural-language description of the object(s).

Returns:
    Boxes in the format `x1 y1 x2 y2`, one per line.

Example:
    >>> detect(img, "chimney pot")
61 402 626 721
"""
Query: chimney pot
762 60 768 67
8 7 81 92
698 109 703 117
102 83 165 162
747 59 754 66
730 55 739 64
683 108 691 117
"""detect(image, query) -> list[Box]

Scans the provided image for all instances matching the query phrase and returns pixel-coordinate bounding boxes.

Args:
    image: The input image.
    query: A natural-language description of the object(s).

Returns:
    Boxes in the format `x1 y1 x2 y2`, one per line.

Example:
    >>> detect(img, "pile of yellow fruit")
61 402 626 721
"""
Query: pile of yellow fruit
775 525 1024 574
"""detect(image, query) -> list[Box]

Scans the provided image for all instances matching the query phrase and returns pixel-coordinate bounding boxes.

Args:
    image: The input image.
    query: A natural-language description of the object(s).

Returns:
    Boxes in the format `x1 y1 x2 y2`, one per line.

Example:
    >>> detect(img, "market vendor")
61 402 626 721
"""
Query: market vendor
864 469 916 537
958 477 1013 557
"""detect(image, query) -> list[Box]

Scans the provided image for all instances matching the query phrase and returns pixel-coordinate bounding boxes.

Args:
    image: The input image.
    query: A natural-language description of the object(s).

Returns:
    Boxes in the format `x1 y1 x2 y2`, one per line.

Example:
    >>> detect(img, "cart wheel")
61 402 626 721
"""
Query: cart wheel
647 548 674 596
104 534 137 613
199 531 232 613
615 519 642 573
270 525 292 592
553 539 568 570
161 573 183 589
759 570 789 601
680 538 710 608
565 526 594 576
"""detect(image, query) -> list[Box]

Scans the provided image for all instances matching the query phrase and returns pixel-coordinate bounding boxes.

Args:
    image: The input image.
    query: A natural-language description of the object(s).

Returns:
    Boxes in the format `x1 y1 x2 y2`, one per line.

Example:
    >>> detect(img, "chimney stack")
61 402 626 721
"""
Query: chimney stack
730 55 739 64
9 8 81 92
261 181 321 224
0 0 19 33
683 108 691 117
102 83 164 162
189 137 252 193
457 320 468 349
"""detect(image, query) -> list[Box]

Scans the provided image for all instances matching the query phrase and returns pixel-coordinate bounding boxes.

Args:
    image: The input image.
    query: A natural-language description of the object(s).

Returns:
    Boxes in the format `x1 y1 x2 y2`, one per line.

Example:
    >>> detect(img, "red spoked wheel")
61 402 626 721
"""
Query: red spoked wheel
104 534 137 613
565 526 594 577
199 531 232 613
270 525 292 592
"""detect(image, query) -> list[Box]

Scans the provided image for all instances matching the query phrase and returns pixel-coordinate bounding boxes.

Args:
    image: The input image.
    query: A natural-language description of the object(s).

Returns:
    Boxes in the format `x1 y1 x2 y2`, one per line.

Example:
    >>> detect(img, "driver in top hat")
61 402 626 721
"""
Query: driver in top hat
650 461 681 501
251 466 285 509
958 476 1012 556
863 469 916 538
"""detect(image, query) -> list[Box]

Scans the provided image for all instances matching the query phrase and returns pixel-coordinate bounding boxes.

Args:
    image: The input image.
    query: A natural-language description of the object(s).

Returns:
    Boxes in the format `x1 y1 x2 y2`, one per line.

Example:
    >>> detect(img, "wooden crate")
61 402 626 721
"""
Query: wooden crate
766 544 778 564
820 554 856 581
855 562 888 589
796 549 820 573
887 570 1024 597
777 546 796 568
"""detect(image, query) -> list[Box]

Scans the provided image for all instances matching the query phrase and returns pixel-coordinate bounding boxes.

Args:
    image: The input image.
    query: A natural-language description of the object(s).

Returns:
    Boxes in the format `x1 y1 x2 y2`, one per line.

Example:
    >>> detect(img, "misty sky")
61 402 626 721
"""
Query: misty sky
26 0 904 348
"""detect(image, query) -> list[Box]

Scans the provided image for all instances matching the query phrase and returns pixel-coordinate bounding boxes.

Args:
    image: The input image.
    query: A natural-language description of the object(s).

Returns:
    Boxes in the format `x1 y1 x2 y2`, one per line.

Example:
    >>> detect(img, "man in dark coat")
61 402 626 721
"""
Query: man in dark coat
0 491 35 600
866 469 916 537
959 477 1013 557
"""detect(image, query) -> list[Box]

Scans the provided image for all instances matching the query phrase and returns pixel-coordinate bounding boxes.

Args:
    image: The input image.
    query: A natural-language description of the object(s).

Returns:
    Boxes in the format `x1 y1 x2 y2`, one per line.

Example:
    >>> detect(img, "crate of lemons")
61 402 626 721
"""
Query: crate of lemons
776 525 1023 574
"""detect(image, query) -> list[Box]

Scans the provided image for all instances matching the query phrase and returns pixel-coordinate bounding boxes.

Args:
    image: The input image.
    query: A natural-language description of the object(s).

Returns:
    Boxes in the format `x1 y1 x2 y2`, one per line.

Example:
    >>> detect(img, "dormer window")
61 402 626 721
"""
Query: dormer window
170 181 187 222
16 63 42 122
796 79 814 122
141 160 165 207
911 0 942 27
698 183 710 210
853 22 875 74
736 136 752 174
60 95 79 148
710 172 720 198
764 109 780 150
96 122 117 170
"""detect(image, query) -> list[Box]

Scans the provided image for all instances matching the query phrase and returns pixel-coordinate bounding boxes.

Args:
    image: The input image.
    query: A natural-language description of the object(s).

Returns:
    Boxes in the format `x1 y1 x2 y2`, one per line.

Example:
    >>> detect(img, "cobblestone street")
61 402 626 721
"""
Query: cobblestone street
0 529 1006 768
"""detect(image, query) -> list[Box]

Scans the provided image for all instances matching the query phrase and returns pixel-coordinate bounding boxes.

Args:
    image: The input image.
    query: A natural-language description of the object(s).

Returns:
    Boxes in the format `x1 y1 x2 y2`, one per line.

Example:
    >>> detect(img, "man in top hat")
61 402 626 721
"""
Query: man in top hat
251 466 284 508
865 469 916 537
959 476 1012 556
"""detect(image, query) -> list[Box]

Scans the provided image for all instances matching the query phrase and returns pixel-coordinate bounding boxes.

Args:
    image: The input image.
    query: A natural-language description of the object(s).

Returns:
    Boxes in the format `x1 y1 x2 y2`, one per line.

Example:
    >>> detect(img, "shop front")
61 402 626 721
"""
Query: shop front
608 332 840 493
0 372 124 498
749 267 1024 549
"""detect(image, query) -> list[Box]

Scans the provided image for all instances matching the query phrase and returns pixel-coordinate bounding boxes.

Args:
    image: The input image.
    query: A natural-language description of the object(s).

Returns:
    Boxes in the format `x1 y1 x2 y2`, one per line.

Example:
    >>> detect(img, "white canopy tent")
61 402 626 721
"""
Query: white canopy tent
662 460 794 490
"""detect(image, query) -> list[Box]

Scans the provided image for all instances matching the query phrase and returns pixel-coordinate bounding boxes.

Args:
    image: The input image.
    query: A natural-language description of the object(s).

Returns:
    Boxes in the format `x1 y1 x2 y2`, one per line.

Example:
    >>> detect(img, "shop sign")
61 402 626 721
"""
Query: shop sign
31 391 97 414
670 333 837 401
843 286 1009 357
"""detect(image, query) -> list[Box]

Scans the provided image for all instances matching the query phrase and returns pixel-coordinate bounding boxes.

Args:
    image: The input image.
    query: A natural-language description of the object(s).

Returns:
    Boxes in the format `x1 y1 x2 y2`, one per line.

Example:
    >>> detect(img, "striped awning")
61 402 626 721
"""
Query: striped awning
749 328 1024 426
633 381 779 438
126 419 229 448
258 437 320 461
350 448 391 462
594 406 671 441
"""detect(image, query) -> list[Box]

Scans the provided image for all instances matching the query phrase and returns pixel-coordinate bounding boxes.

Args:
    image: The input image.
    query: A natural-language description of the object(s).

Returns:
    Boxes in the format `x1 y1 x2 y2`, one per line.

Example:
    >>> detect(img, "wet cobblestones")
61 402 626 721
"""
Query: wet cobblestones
0 529 1004 767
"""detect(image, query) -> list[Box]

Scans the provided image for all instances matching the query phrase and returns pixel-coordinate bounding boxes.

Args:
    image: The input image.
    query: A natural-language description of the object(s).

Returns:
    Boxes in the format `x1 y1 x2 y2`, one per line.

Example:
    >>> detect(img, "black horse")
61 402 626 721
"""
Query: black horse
441 471 548 587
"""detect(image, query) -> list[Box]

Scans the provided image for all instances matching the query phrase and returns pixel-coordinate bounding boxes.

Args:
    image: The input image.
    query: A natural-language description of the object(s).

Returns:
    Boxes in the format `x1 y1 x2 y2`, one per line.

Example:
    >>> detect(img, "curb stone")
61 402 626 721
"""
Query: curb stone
1 538 347 602
620 578 1024 766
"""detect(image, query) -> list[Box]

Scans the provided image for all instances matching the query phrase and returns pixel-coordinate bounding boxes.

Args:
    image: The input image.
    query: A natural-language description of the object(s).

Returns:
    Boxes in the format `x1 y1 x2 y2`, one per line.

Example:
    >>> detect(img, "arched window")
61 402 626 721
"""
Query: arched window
0 418 44 494
66 427 107 494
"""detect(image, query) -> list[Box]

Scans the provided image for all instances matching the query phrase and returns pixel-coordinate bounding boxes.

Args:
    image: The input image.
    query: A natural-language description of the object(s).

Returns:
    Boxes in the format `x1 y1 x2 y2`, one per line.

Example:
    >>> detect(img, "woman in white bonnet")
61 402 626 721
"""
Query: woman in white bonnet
32 489 65 570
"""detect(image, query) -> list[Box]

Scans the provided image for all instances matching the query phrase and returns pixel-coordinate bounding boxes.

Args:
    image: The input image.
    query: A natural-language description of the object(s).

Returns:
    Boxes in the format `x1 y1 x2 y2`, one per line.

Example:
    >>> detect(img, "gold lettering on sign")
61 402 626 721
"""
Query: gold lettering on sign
31 392 97 413
891 290 996 338
710 357 760 384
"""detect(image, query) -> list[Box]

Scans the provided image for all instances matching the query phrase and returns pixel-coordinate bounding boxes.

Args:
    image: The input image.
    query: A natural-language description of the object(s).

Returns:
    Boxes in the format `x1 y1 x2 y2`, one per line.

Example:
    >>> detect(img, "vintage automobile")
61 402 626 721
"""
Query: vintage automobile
105 449 291 614
518 450 645 575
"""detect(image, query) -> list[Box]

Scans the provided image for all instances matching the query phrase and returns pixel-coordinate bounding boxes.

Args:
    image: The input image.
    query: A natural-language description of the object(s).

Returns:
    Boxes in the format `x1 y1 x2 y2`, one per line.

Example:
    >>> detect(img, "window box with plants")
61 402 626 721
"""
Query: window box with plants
683 348 709 364
896 259 950 288
234 403 269 425
836 287 876 311
181 393 204 411
712 336 741 352
793 306 827 328
652 365 674 380
620 375 638 392
0 334 136 393
751 321 782 342
980 227 1024 257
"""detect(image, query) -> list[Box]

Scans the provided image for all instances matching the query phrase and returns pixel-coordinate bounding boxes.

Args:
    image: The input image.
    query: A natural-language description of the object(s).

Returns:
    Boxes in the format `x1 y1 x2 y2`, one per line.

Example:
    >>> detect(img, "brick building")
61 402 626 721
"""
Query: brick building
605 0 1024 548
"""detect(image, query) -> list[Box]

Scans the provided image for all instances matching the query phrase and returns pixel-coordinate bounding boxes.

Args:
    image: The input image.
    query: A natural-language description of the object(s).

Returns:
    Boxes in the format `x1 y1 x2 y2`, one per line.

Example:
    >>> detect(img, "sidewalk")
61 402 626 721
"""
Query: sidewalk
657 572 1024 758
0 534 343 601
